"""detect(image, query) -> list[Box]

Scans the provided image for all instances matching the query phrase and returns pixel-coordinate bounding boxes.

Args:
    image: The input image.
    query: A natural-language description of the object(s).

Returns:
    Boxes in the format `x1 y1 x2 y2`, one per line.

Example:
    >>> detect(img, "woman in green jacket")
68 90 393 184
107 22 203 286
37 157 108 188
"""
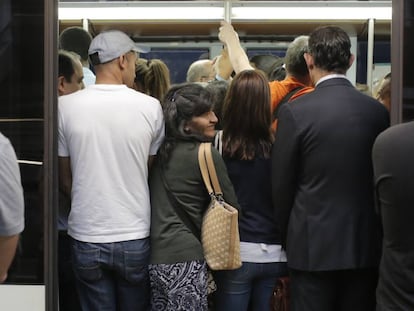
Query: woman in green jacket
148 83 239 311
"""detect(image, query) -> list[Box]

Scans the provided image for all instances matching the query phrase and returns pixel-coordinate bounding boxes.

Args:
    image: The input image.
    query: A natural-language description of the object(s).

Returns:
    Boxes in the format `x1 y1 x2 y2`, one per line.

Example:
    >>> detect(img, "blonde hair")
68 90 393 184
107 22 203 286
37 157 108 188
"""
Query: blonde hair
134 58 171 102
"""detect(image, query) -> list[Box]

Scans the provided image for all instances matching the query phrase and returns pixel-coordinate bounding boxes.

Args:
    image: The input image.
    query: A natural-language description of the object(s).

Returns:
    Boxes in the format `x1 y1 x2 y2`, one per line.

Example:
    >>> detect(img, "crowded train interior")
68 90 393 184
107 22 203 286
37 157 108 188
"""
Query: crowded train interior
1 0 413 310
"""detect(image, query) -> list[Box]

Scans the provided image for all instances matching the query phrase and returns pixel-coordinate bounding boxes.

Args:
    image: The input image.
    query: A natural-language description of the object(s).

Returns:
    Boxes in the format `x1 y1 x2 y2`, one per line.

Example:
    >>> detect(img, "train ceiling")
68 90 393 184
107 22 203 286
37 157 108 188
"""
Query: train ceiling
58 1 392 41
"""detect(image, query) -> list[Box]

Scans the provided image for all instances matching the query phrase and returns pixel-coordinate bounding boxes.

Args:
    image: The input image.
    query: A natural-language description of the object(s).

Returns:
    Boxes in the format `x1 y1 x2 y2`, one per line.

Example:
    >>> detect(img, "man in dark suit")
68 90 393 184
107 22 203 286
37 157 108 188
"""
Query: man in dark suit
372 122 414 311
271 25 389 311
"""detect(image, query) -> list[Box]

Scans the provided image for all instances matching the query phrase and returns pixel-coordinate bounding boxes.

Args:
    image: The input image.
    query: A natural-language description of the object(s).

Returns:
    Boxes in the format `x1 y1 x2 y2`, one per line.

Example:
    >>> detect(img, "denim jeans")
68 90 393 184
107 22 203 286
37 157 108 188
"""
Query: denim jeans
71 238 150 311
213 261 288 311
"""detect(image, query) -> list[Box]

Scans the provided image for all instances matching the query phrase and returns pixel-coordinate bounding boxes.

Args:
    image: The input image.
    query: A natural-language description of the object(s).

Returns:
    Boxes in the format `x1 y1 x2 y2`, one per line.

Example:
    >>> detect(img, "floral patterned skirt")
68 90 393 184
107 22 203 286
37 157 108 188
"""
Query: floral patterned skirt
149 260 208 311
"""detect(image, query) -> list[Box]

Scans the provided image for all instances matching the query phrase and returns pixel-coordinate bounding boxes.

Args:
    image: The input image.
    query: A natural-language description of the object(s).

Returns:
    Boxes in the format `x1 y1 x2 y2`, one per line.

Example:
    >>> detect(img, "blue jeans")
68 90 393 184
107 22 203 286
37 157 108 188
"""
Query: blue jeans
71 238 150 311
213 262 288 311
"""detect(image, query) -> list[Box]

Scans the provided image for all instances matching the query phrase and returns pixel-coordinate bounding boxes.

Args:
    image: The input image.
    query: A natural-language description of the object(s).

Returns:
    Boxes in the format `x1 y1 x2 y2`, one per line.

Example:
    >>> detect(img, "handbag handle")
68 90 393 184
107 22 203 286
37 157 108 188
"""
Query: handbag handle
198 143 223 197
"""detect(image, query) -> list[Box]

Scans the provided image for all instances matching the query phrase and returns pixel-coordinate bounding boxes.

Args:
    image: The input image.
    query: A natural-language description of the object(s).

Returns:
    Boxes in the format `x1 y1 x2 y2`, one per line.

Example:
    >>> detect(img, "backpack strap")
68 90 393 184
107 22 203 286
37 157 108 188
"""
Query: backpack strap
272 86 304 121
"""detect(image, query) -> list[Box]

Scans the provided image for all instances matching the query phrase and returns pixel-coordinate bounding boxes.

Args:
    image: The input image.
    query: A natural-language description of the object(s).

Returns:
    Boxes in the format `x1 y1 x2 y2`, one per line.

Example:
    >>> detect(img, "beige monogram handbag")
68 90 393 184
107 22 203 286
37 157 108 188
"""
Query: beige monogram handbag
198 143 242 270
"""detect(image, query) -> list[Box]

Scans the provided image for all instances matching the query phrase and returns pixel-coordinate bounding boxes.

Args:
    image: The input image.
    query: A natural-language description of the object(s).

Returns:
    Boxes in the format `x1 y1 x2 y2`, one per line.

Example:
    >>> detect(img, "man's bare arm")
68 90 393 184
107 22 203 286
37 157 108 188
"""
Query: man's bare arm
59 156 72 197
0 235 19 283
214 47 234 81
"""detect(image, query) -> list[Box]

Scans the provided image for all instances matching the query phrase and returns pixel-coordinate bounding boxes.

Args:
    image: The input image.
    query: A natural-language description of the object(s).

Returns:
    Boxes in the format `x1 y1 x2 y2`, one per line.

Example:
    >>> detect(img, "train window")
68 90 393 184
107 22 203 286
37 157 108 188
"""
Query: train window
143 48 210 84
356 41 391 85
247 49 286 59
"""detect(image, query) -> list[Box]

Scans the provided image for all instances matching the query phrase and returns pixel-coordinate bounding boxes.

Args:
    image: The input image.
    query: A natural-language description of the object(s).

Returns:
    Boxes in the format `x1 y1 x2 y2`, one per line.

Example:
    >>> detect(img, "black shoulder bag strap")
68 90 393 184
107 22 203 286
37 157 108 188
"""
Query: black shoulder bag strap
160 162 201 240
272 86 304 121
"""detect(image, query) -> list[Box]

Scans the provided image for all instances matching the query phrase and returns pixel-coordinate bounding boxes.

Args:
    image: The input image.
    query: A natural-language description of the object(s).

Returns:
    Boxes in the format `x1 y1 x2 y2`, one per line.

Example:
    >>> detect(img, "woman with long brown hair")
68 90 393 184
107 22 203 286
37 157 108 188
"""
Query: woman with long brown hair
214 70 288 311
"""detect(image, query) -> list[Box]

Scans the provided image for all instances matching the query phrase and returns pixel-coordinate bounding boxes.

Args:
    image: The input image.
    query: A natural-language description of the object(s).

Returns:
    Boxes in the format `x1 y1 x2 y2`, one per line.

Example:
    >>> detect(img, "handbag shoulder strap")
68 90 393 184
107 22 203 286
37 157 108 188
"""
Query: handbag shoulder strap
204 143 223 196
198 143 223 197
198 143 214 195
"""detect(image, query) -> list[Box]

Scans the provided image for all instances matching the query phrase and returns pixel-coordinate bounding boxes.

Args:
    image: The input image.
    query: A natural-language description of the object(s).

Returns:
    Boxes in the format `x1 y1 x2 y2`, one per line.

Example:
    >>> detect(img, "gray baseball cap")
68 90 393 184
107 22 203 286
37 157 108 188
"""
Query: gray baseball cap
88 30 150 65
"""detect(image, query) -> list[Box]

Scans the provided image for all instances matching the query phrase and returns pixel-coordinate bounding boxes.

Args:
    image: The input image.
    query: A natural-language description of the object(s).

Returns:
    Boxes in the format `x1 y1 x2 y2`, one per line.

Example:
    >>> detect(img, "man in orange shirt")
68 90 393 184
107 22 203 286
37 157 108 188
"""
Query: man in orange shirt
217 21 313 130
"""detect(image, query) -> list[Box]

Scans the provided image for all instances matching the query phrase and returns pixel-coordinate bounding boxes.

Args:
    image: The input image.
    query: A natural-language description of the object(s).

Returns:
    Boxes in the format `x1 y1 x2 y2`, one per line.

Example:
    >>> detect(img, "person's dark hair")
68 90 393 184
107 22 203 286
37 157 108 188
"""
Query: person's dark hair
249 54 286 81
205 80 229 130
59 26 93 62
269 65 286 82
134 58 171 102
285 35 309 78
58 50 79 82
308 26 352 74
222 70 273 160
159 83 215 162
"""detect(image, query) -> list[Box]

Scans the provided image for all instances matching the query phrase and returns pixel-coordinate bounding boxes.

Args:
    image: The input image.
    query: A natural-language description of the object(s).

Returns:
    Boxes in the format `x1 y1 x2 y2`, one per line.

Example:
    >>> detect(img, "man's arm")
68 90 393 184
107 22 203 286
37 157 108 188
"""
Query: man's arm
59 156 72 197
271 105 300 248
0 138 24 283
218 21 254 74
0 235 19 283
213 47 234 81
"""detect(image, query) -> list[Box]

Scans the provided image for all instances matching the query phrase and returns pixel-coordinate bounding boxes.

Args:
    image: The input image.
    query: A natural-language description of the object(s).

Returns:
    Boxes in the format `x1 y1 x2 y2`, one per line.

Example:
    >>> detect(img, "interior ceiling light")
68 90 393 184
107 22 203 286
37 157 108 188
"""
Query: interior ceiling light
231 1 391 21
58 1 391 22
59 2 224 21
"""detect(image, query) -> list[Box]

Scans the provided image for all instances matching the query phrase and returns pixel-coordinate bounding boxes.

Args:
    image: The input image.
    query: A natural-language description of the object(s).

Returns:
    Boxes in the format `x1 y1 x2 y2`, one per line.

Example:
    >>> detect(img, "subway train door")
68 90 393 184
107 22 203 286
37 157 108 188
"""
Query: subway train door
0 0 57 309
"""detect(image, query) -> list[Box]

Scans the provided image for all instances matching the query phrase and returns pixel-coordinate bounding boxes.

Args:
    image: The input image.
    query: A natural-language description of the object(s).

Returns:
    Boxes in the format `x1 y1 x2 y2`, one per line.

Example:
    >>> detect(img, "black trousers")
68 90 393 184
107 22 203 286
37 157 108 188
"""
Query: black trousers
290 267 378 311
58 231 82 311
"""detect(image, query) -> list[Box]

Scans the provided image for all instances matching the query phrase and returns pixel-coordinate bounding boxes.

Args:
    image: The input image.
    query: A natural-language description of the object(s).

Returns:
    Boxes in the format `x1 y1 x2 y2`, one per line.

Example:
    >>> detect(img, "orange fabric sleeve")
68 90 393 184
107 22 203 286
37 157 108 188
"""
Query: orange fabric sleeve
269 79 314 132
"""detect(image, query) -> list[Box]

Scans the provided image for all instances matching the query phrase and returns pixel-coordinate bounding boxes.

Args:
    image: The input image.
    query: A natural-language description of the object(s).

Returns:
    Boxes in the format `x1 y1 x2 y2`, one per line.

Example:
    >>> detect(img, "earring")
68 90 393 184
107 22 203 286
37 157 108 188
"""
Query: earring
184 128 191 134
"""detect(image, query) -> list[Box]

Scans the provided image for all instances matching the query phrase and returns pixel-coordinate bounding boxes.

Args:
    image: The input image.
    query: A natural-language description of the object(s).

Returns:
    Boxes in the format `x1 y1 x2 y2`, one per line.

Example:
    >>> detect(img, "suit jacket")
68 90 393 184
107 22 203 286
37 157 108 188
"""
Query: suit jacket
272 77 389 271
372 122 414 310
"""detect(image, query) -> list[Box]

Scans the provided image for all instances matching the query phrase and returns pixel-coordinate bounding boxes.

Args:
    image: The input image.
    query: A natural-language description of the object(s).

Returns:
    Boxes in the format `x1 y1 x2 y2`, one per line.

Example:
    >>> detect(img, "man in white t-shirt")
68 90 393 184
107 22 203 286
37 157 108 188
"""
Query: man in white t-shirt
58 30 164 311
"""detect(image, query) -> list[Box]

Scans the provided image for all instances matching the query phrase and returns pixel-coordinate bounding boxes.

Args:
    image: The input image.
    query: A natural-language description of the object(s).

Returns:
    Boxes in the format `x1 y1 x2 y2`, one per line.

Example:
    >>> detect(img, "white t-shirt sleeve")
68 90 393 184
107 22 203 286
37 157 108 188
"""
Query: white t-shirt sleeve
149 104 165 156
58 103 69 157
0 135 25 236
